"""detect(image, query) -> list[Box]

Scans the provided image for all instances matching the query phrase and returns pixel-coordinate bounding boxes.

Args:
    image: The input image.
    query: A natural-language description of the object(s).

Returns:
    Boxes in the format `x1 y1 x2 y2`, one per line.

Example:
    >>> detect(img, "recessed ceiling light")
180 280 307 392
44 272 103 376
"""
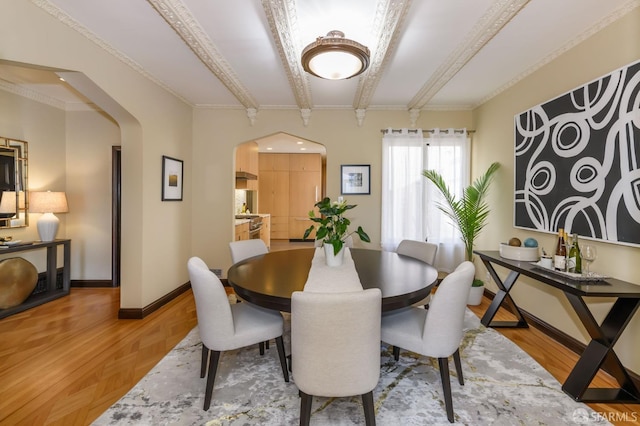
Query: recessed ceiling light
296 141 304 145
300 148 307 151
266 147 273 151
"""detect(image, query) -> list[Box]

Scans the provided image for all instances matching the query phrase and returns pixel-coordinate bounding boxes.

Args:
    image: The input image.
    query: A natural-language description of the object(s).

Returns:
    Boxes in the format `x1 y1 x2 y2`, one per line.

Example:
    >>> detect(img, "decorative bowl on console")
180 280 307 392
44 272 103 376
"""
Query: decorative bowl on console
499 243 539 262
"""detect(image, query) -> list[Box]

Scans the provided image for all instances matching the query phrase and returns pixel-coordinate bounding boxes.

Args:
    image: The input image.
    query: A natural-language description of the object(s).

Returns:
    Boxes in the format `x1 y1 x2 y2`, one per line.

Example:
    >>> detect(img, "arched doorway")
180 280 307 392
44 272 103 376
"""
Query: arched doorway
234 132 326 250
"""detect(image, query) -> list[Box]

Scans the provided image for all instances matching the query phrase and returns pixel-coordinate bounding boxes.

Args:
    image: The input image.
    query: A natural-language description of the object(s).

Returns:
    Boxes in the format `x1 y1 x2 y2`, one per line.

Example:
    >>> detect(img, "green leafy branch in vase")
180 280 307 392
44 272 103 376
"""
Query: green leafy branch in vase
303 197 370 255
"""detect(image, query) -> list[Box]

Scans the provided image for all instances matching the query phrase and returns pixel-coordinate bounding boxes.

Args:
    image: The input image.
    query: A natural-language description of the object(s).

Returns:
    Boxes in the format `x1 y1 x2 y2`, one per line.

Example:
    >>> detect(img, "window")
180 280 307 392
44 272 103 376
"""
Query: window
381 128 469 272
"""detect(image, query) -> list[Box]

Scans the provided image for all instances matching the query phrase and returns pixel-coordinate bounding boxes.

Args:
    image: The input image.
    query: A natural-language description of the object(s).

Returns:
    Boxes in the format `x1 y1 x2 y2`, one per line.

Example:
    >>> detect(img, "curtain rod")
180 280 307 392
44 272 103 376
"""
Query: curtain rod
380 128 475 134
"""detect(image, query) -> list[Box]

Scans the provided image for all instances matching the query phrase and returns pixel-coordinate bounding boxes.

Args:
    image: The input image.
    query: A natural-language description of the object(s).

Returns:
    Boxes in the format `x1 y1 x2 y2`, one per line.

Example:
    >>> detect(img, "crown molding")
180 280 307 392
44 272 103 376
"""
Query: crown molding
0 80 65 110
474 0 640 108
353 0 412 110
31 0 192 107
408 0 530 110
261 0 313 111
147 0 258 110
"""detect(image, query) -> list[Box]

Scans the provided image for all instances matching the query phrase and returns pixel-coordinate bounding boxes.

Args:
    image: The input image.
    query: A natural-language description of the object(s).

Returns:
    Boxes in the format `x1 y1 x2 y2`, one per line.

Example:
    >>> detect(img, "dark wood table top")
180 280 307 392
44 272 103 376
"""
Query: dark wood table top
227 248 439 312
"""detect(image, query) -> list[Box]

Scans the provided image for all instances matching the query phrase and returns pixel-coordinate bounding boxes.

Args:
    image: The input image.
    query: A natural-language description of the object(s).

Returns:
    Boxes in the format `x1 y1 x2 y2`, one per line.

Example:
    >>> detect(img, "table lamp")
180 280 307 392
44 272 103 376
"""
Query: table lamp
0 191 25 216
29 191 69 242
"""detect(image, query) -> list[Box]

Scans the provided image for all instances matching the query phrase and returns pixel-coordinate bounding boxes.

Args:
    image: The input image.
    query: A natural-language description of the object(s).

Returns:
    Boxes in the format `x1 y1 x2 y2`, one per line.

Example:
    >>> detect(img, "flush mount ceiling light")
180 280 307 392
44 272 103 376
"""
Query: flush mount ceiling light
301 30 370 80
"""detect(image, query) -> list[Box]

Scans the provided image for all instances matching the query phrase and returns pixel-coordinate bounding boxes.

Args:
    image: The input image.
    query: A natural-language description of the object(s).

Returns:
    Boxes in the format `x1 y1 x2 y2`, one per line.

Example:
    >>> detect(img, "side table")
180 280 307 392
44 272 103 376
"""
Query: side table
0 239 71 319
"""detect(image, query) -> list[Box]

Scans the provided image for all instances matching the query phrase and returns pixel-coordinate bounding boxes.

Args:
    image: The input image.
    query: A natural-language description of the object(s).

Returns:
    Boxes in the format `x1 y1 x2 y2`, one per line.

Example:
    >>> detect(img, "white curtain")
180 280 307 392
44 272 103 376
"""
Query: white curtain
381 128 469 272
424 129 470 272
381 129 426 251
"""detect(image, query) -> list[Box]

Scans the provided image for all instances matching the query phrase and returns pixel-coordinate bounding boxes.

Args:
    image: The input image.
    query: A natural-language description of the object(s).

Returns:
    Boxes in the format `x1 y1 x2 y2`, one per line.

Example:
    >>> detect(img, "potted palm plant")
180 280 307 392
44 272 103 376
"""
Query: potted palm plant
304 197 370 266
422 162 500 304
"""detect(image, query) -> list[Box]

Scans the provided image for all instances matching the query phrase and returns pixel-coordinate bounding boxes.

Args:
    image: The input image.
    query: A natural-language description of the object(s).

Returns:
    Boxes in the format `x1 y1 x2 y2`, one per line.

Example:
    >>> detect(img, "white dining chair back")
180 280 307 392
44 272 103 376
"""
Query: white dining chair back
396 239 438 265
229 239 268 264
292 288 382 426
187 256 289 410
380 260 474 423
396 239 438 308
189 257 235 343
422 261 475 356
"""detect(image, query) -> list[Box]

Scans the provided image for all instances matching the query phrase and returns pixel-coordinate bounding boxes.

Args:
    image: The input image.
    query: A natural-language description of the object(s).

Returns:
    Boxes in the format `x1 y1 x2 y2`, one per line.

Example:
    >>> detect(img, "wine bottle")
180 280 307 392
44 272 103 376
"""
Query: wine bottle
569 234 582 274
554 228 566 271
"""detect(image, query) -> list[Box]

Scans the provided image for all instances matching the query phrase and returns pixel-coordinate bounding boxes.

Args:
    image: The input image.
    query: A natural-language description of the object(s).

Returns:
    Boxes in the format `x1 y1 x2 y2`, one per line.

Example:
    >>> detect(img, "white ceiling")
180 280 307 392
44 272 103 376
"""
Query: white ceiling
0 0 637 117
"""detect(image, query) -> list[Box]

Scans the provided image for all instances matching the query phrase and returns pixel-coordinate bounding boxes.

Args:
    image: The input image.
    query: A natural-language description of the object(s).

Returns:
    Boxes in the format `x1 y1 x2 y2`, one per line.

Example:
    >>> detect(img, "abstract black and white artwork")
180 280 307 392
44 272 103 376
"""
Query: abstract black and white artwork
514 59 640 246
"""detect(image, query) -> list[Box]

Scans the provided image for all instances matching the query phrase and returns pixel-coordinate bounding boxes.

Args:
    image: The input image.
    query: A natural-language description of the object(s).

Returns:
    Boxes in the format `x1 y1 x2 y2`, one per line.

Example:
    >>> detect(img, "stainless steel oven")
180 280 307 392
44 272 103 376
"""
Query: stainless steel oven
237 214 263 240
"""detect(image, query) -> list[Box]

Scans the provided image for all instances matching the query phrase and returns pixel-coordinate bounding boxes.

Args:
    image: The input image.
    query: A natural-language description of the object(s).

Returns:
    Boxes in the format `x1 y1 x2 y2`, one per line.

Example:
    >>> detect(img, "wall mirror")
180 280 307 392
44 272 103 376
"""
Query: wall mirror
0 137 28 229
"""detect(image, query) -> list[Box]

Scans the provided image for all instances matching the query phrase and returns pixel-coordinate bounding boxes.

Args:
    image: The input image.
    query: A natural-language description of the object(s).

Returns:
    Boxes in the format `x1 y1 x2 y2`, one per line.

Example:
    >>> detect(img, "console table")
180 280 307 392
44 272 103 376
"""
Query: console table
0 239 71 319
474 250 640 404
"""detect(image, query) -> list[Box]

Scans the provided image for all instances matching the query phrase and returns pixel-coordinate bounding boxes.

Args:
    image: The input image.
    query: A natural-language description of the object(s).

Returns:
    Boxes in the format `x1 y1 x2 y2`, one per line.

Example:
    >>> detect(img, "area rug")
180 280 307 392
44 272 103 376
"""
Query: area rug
93 310 609 425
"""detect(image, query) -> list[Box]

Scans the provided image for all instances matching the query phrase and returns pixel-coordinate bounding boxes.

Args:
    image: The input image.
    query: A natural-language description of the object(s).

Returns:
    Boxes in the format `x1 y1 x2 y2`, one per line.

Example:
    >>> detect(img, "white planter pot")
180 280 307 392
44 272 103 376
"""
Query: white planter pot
324 244 345 267
467 284 484 305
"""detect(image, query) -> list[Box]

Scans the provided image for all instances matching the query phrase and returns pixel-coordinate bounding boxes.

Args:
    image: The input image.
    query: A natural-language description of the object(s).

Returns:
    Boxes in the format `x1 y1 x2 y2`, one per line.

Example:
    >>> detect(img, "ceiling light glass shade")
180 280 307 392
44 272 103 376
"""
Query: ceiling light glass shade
301 31 370 80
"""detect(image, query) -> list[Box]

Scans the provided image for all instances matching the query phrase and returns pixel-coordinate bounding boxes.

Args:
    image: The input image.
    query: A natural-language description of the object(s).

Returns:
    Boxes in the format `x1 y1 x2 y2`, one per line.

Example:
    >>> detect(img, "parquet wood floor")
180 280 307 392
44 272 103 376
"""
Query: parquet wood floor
0 251 637 424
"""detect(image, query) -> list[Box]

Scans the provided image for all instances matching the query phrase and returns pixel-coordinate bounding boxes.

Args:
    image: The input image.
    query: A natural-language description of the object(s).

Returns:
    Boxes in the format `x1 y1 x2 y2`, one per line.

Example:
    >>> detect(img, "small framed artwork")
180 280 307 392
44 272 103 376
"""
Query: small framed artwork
341 164 370 195
161 155 183 201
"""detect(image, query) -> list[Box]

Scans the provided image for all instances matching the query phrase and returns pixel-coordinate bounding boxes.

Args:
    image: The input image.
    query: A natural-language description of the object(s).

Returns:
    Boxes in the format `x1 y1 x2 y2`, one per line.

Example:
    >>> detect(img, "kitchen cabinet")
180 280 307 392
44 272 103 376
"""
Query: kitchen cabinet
259 153 289 171
289 169 320 240
259 153 321 241
234 221 250 241
236 142 259 190
289 153 321 171
258 155 289 240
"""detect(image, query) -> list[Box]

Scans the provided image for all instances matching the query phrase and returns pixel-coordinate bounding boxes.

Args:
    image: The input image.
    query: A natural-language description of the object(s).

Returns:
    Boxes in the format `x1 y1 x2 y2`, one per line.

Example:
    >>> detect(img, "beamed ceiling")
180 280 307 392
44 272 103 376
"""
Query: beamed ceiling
0 0 638 126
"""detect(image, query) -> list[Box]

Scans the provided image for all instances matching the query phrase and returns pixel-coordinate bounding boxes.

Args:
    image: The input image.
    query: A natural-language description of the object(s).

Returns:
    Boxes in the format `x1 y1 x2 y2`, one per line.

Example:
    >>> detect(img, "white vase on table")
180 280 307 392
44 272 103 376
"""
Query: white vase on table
324 244 345 267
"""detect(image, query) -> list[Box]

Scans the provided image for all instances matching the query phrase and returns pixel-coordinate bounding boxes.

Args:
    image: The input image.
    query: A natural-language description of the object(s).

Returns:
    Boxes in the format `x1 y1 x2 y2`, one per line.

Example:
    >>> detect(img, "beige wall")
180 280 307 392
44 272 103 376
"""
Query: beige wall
191 108 473 273
0 1 193 308
66 110 120 279
473 8 640 373
0 90 66 270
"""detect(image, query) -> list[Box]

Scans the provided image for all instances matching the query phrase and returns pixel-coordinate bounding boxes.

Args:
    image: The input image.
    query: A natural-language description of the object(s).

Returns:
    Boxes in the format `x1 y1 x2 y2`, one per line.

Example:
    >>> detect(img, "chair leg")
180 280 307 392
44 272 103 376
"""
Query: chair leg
200 343 210 378
362 391 376 426
275 336 290 382
392 346 400 361
259 341 265 355
203 350 221 411
266 340 270 349
299 391 313 426
437 357 454 423
453 348 464 385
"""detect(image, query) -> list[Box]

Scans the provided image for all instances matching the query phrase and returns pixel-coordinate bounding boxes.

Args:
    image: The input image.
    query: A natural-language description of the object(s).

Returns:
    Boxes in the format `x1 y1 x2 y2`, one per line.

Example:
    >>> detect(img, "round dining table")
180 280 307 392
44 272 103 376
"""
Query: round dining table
227 248 439 312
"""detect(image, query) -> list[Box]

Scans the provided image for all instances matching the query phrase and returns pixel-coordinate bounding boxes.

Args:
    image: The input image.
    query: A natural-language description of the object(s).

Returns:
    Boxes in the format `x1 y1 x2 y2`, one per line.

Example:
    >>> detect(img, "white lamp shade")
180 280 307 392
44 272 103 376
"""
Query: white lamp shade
29 191 69 214
0 191 25 214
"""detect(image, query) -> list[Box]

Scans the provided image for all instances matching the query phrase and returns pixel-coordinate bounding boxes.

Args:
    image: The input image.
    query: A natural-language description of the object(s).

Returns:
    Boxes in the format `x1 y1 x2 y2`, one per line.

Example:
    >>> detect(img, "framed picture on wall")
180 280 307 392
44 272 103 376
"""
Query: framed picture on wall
161 155 183 201
341 164 370 195
514 59 640 246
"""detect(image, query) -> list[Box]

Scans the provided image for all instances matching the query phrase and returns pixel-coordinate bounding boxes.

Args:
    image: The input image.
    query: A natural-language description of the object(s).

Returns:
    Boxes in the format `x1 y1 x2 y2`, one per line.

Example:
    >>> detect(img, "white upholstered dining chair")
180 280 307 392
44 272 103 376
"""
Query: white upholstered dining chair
291 288 382 426
229 239 268 264
396 239 438 308
380 260 474 423
187 256 289 410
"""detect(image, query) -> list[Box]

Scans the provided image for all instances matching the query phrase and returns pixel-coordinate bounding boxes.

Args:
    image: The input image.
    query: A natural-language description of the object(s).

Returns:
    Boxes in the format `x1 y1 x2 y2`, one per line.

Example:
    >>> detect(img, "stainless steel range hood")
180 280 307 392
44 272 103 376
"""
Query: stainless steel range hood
235 171 258 180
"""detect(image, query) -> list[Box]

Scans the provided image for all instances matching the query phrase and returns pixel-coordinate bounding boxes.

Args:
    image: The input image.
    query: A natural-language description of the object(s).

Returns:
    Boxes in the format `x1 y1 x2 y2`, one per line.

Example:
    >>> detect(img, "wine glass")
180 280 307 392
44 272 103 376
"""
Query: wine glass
582 244 597 276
